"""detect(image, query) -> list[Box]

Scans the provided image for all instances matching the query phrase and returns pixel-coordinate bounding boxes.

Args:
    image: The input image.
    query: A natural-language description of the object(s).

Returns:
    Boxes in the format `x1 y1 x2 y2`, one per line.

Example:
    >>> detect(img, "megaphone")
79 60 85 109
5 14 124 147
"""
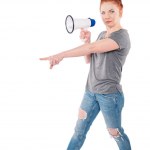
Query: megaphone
65 15 96 34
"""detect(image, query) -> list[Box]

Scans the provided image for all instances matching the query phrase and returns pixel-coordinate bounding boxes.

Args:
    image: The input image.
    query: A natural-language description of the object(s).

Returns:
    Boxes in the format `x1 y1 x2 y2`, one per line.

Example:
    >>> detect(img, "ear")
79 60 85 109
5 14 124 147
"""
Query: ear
119 9 123 17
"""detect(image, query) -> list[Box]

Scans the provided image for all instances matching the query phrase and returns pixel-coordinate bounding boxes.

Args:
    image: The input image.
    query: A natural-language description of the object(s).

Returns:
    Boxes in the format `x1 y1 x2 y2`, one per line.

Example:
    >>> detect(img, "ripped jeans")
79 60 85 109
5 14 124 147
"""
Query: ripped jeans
67 90 131 150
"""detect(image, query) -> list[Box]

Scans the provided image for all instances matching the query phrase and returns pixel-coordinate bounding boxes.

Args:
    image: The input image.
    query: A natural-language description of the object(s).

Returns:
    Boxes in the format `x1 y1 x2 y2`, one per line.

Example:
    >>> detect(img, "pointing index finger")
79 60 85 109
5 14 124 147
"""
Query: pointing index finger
39 57 50 61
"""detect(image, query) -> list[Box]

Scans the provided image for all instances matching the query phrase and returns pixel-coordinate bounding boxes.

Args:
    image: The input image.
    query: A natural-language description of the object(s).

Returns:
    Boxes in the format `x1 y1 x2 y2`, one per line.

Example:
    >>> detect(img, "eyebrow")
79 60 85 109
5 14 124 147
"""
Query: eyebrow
100 8 114 12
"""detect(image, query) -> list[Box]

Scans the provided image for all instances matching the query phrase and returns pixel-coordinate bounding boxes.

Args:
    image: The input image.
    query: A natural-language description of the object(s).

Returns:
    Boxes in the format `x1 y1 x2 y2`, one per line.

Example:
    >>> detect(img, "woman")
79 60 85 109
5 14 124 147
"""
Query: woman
40 0 131 149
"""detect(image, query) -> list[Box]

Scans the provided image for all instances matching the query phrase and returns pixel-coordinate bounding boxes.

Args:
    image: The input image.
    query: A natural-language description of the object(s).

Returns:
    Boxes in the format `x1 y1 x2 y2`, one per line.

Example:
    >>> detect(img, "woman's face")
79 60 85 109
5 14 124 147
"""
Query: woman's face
100 2 122 28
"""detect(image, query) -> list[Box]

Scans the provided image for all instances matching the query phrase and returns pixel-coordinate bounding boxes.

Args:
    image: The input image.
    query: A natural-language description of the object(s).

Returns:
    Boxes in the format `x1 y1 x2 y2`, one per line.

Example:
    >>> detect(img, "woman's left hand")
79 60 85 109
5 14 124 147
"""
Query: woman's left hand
40 54 63 69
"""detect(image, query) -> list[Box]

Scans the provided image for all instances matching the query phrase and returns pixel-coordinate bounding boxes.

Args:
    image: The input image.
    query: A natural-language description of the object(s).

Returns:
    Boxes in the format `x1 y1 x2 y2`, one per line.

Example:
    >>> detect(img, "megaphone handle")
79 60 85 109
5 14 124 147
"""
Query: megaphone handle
82 27 88 30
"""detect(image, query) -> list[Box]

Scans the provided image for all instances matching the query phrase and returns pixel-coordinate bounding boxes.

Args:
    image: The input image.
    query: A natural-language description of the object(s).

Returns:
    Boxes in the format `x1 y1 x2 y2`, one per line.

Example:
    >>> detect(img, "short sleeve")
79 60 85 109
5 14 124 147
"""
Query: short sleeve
96 31 106 41
109 29 131 50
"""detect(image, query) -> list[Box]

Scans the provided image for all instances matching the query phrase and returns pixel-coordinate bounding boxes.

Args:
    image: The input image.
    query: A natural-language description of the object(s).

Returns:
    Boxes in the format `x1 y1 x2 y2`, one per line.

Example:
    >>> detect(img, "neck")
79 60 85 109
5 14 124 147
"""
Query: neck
106 24 122 35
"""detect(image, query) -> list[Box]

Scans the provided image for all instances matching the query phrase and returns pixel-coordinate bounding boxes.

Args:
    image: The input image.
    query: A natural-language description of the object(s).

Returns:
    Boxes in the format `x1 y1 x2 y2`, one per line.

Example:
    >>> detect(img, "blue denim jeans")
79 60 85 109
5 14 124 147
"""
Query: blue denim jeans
67 90 131 150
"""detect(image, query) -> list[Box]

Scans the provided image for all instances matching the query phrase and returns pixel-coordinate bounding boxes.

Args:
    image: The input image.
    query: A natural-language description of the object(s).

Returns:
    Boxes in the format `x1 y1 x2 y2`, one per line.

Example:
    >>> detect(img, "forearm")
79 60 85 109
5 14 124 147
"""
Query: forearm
84 39 91 64
59 43 93 59
84 54 91 64
40 43 93 69
84 40 91 64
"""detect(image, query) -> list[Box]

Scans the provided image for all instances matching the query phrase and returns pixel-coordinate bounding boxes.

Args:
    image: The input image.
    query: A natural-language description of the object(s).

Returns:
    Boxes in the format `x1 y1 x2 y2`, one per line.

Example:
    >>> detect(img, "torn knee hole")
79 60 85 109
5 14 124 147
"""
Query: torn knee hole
108 128 120 137
78 108 87 120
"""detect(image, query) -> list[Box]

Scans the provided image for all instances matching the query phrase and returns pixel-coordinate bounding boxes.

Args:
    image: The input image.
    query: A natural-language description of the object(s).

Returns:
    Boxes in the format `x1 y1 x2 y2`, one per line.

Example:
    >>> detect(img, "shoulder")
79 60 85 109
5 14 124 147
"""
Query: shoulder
109 29 131 50
111 29 130 39
97 31 106 40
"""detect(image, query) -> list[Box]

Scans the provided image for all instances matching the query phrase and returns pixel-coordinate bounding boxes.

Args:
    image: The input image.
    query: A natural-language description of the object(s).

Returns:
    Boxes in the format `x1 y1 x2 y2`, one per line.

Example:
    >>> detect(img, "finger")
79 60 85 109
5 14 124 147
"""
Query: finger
80 30 84 36
80 35 85 40
49 58 56 69
80 32 86 40
54 57 59 64
50 60 57 69
49 60 53 69
84 31 90 36
50 64 53 69
50 58 59 69
39 57 49 61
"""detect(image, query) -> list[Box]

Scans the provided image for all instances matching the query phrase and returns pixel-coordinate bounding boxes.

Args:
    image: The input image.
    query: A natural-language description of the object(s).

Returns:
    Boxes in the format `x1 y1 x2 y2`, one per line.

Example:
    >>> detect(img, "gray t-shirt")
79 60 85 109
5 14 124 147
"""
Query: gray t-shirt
86 29 131 94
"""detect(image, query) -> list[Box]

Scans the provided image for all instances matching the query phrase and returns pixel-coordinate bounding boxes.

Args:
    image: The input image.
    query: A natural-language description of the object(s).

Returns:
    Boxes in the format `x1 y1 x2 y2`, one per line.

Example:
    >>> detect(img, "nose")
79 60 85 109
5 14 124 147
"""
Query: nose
104 12 110 19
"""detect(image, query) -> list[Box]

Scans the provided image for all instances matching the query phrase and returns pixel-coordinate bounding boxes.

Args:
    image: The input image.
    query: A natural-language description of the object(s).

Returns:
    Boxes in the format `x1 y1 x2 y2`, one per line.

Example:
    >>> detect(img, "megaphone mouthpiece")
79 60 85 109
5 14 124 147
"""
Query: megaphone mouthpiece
65 15 96 34
88 18 96 27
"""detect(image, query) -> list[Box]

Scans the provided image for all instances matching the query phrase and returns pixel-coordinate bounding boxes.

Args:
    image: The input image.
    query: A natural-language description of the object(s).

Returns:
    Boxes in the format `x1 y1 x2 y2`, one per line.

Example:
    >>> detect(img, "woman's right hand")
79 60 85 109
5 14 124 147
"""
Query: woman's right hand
80 28 91 43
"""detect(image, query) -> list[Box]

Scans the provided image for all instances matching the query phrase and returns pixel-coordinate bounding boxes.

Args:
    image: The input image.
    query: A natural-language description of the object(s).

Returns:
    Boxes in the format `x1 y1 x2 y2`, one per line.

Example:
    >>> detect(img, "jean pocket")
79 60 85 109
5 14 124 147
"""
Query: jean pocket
101 93 117 101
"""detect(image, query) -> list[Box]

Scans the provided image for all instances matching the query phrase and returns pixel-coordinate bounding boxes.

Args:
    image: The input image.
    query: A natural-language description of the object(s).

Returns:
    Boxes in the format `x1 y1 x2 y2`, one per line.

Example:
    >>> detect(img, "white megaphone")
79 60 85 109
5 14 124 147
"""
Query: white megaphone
65 15 96 34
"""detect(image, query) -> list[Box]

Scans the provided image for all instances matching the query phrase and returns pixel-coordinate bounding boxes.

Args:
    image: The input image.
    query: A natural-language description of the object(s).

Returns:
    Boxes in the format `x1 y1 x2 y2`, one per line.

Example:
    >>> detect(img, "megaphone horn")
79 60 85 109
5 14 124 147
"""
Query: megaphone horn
65 15 96 34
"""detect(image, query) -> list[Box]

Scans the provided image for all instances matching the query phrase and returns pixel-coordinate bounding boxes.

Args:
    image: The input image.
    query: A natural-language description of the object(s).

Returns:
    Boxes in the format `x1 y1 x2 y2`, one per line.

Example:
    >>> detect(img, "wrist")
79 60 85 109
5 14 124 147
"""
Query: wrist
59 52 65 59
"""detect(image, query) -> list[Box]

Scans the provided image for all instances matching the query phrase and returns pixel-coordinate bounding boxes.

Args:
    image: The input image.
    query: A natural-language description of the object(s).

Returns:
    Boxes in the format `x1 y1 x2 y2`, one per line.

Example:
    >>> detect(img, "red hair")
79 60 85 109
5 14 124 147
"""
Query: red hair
100 0 123 10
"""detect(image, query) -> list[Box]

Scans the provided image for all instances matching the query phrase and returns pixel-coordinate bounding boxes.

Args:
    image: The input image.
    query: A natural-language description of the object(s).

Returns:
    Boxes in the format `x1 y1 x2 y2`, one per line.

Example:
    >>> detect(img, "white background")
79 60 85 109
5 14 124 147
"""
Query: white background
0 0 150 149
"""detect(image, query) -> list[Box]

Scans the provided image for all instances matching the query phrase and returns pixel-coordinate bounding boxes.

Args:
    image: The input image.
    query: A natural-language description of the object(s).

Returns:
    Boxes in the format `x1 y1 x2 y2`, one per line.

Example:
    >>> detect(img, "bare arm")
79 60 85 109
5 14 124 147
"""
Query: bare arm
80 29 91 64
60 38 118 58
84 53 91 64
40 38 119 69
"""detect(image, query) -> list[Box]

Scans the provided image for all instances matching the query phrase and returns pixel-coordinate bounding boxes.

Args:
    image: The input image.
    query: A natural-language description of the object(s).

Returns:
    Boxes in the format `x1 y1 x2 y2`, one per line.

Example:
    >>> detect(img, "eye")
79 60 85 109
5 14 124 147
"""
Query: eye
109 9 115 13
101 11 105 15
